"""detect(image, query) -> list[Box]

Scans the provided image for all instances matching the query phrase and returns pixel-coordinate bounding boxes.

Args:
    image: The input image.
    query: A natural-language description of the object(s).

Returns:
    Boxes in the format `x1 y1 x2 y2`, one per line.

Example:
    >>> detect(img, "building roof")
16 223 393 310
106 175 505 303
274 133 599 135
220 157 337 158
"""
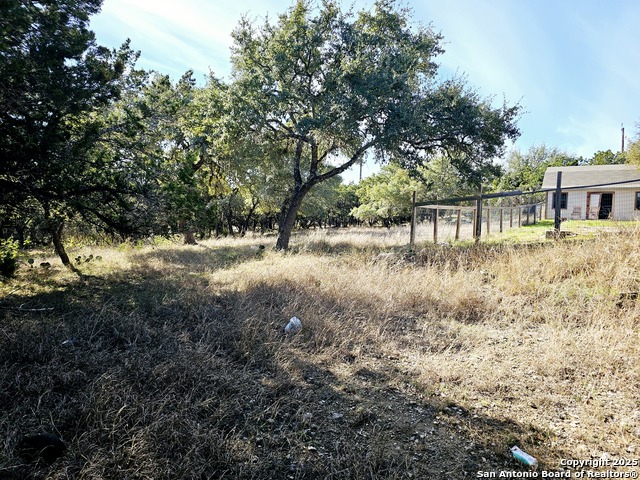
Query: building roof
541 164 640 190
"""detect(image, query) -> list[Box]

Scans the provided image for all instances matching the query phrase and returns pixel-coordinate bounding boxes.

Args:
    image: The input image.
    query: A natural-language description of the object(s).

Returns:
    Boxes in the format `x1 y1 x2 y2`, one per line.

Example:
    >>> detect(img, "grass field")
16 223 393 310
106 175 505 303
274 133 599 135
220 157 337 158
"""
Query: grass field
1 227 639 479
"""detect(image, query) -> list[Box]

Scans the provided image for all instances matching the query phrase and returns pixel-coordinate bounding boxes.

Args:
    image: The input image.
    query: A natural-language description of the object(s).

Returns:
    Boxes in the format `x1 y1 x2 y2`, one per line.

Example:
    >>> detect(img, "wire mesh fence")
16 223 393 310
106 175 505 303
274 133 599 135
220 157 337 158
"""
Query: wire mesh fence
412 202 544 244
410 164 640 245
542 165 640 222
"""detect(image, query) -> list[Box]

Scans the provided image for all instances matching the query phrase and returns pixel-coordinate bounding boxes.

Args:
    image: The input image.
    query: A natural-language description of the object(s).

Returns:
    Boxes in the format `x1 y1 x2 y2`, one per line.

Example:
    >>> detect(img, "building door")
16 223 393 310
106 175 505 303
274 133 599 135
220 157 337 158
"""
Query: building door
599 193 613 219
587 192 614 219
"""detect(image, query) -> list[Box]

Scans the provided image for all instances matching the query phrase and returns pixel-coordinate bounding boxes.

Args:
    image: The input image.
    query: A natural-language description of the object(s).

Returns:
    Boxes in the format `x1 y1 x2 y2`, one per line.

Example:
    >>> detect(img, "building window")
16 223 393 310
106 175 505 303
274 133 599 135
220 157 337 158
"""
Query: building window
636 192 640 210
552 192 568 210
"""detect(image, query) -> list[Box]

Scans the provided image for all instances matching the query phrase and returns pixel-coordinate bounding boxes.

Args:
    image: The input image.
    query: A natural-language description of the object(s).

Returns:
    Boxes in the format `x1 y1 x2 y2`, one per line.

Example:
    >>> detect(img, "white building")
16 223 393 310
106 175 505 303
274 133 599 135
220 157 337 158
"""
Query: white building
541 165 640 220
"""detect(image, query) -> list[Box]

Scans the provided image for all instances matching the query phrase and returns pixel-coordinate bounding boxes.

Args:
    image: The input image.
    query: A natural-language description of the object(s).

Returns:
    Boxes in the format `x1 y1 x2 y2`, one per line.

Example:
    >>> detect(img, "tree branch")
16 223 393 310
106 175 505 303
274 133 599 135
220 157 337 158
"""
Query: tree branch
311 140 376 185
293 138 304 189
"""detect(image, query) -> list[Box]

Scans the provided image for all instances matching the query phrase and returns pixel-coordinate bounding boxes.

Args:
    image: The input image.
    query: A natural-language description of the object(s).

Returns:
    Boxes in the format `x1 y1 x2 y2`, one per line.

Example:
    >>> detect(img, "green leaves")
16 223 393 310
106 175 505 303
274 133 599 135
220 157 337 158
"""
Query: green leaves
0 238 20 278
0 0 138 196
1 0 525 252
230 0 521 176
589 149 626 165
0 0 151 260
494 145 581 192
228 0 521 248
351 164 425 225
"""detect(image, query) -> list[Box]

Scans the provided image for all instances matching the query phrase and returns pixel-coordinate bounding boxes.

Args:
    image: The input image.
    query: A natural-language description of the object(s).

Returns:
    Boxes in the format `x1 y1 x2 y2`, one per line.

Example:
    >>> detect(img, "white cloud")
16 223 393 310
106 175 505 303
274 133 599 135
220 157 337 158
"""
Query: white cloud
94 0 285 80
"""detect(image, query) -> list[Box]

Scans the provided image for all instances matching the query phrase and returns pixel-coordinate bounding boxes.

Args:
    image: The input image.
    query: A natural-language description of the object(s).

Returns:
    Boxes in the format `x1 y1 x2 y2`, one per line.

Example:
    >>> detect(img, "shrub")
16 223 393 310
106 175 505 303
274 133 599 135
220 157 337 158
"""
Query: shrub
0 238 19 278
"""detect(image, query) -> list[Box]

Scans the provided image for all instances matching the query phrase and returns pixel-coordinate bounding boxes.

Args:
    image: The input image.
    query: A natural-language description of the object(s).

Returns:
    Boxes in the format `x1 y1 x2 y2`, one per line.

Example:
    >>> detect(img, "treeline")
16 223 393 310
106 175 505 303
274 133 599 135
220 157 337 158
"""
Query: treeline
1 139 636 251
0 168 363 247
1 0 638 274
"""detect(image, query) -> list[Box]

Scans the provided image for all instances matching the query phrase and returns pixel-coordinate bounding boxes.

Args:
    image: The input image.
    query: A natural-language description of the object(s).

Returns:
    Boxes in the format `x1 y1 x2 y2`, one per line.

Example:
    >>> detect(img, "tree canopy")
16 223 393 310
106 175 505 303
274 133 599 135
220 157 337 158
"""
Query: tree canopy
493 145 582 192
0 0 141 269
588 149 626 165
351 164 426 227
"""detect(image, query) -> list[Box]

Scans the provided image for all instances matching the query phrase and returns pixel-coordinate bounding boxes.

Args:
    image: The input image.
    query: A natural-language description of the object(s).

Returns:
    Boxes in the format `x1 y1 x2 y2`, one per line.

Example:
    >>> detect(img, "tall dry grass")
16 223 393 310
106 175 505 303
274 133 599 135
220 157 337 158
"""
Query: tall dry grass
1 227 638 478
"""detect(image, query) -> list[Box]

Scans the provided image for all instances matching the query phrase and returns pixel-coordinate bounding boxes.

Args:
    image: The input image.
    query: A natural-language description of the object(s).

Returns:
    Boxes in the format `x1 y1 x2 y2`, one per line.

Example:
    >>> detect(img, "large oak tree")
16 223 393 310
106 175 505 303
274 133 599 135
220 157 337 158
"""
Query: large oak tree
229 0 521 250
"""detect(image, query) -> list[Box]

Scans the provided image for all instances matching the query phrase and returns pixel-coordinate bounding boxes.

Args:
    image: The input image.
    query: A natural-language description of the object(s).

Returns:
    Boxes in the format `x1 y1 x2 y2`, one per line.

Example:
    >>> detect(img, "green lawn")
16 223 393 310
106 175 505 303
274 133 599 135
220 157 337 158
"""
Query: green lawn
485 218 640 244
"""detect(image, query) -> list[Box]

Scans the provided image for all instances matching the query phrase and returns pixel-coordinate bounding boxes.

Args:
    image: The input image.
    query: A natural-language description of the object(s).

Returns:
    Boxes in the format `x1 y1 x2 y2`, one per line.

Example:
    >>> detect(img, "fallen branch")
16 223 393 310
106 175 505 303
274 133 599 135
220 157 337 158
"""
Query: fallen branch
0 304 54 312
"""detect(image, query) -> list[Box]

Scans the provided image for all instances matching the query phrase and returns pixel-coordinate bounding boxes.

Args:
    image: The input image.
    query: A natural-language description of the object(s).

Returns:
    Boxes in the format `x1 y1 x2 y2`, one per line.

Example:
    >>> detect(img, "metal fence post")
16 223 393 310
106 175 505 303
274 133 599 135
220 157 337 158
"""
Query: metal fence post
554 172 563 235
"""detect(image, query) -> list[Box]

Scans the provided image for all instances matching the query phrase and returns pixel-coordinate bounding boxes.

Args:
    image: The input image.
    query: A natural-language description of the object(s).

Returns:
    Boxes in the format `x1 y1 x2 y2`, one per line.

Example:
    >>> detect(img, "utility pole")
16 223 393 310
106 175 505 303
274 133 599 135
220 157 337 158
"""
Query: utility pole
621 123 625 152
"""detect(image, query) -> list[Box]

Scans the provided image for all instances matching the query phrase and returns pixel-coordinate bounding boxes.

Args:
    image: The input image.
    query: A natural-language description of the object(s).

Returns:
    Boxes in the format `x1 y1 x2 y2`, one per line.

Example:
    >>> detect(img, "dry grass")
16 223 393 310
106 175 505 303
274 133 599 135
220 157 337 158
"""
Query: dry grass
1 227 639 478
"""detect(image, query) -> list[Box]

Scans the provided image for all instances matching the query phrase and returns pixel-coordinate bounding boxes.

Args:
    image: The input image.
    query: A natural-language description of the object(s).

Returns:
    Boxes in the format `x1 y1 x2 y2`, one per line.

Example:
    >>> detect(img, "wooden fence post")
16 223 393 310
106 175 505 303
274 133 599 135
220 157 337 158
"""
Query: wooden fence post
433 208 439 244
455 208 461 241
486 207 491 235
472 207 477 241
500 208 504 233
526 206 530 225
474 191 483 243
409 191 417 247
518 207 522 227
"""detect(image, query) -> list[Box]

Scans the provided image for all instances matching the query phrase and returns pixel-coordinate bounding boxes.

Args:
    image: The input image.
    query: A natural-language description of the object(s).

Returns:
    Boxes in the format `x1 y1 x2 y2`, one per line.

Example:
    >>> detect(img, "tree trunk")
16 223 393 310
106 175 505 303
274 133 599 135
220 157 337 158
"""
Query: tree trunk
178 219 197 245
242 199 259 236
49 220 79 274
183 231 197 244
227 213 235 238
275 188 309 250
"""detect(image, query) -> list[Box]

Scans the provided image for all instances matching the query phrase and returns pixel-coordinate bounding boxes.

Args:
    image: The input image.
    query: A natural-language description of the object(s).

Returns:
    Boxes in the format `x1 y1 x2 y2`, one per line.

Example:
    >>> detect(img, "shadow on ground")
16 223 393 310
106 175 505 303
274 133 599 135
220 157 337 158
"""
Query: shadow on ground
129 242 266 273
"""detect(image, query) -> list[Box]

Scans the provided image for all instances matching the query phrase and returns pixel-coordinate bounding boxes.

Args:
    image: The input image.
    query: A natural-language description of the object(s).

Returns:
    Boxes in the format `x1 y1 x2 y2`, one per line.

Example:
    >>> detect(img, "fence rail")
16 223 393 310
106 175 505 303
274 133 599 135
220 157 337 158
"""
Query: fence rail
410 169 640 246
410 184 549 246
410 202 543 245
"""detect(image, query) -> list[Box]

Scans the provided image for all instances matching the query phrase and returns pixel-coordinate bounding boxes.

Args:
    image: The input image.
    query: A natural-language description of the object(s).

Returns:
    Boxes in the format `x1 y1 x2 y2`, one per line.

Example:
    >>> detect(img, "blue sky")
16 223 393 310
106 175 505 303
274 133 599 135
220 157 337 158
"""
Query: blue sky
90 0 640 182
